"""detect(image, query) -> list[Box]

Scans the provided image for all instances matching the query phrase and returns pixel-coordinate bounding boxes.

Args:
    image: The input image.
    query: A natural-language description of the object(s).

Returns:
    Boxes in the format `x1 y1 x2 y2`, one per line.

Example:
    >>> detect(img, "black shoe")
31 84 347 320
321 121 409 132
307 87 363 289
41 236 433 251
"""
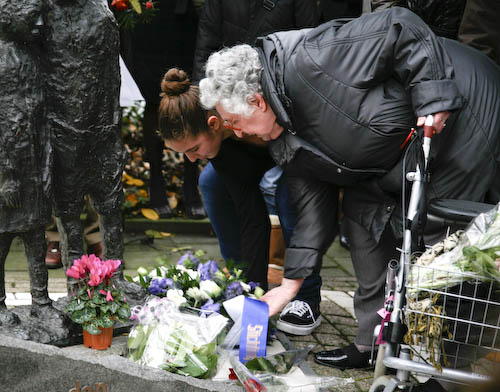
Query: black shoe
276 300 322 335
339 234 351 250
410 379 447 392
314 343 374 370
153 204 174 219
185 204 207 220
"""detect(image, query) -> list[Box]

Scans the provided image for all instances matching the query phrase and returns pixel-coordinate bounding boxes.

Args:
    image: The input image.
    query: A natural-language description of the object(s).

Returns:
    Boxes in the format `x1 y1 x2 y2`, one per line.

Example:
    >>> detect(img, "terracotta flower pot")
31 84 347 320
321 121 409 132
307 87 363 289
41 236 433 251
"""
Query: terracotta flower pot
83 326 113 350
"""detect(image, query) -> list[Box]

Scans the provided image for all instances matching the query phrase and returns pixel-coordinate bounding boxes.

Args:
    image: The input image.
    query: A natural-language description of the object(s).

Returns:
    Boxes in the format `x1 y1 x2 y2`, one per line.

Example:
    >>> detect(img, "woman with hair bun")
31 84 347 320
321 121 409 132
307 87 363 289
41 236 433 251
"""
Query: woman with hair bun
159 68 276 289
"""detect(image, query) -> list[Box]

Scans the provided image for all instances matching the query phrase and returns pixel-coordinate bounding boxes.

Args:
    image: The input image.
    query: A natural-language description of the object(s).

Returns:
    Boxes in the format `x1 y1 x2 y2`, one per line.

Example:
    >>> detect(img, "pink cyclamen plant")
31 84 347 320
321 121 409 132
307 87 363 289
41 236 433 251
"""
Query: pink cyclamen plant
64 255 131 335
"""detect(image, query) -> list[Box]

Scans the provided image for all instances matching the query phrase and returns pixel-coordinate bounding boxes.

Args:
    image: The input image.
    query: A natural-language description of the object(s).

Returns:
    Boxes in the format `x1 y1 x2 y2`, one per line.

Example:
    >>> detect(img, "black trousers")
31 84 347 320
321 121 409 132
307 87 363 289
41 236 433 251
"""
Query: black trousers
344 217 400 346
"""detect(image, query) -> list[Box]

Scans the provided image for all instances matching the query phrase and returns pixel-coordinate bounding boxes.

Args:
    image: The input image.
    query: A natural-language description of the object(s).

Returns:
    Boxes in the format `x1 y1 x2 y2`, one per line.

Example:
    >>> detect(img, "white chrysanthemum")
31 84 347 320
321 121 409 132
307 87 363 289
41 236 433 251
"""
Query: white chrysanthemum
176 265 200 280
166 289 187 306
199 280 222 298
158 266 169 277
186 287 210 301
137 267 148 276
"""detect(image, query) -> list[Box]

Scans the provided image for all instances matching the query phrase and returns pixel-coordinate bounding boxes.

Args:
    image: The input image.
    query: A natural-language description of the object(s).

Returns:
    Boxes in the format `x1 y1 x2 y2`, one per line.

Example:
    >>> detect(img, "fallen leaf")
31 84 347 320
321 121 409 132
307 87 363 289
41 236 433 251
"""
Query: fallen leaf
141 208 159 221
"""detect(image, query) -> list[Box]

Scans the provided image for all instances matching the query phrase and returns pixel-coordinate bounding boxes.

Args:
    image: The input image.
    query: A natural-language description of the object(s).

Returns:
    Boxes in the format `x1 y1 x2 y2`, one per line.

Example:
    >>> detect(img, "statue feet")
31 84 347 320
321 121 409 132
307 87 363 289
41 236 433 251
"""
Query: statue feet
30 301 70 324
0 307 20 326
112 276 147 302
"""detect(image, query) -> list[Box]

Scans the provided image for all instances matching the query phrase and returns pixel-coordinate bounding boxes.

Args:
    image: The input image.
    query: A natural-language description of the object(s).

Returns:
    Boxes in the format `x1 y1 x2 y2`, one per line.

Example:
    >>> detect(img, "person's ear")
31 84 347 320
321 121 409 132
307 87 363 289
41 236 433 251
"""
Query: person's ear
248 93 267 112
207 115 220 130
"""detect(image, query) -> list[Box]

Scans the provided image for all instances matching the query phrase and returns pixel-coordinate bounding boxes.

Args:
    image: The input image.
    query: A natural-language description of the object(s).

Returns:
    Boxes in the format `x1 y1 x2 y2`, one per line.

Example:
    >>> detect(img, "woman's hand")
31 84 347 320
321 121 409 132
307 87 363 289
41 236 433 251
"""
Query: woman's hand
260 278 304 316
417 111 450 134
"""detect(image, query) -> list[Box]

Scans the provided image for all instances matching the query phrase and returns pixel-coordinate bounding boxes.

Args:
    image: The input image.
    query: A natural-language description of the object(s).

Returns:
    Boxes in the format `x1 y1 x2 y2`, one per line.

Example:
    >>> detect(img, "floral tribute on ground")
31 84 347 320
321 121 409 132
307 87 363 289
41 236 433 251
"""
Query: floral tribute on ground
64 255 131 335
130 250 264 313
126 250 265 378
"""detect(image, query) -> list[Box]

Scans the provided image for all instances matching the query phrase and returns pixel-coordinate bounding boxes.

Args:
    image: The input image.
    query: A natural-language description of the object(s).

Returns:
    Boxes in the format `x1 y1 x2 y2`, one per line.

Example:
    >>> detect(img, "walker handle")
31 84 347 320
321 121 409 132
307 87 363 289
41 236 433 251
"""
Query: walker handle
423 115 435 138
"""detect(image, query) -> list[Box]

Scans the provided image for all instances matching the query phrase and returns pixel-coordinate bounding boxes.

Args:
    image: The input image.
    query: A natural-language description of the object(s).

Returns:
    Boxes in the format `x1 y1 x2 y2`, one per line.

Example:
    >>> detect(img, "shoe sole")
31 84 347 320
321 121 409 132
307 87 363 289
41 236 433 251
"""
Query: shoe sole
313 356 374 370
276 315 322 335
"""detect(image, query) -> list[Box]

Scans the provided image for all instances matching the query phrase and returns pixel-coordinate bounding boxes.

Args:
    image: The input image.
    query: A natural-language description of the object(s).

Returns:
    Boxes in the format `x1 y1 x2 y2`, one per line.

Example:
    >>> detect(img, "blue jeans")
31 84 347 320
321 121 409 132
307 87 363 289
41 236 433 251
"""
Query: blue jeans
199 162 322 310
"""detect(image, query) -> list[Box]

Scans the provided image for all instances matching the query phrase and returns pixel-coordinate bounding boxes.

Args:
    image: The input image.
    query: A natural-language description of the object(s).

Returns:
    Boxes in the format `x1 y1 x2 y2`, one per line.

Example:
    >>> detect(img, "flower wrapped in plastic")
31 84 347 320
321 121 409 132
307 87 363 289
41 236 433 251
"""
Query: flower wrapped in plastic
227 349 354 391
127 296 228 378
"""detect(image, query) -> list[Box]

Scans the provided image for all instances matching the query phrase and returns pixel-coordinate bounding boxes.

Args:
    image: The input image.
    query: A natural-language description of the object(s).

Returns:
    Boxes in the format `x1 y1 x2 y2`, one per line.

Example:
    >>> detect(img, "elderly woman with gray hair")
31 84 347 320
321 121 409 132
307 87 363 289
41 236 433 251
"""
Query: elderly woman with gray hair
199 7 500 374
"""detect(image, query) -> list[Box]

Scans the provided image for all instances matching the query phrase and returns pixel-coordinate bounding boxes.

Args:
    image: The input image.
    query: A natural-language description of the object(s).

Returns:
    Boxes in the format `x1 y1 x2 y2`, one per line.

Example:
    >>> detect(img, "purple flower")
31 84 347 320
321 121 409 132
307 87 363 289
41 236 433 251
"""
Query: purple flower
149 278 167 295
177 251 200 269
158 278 173 289
200 298 221 313
225 281 243 300
249 281 259 292
197 260 219 281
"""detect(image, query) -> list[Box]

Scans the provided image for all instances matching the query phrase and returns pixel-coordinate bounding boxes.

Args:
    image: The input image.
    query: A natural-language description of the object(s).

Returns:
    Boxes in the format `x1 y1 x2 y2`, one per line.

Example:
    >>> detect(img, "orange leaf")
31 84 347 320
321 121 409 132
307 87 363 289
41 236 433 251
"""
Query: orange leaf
141 208 159 221
137 189 148 198
126 178 145 187
125 193 138 206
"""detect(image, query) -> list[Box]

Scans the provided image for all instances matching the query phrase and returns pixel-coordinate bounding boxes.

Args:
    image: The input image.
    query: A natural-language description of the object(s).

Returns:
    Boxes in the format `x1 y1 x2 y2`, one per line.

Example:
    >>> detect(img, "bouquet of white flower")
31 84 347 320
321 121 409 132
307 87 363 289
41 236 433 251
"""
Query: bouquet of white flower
129 250 265 314
126 250 267 378
128 297 228 378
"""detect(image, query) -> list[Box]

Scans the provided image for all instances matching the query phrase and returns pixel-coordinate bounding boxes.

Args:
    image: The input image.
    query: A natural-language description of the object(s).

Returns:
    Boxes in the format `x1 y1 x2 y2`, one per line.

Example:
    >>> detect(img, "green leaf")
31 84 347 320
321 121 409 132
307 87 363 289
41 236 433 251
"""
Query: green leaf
93 295 106 305
129 0 142 14
100 315 115 328
85 323 101 335
100 304 111 313
72 307 96 324
144 229 160 238
110 301 120 314
194 341 215 356
124 275 134 284
117 306 131 321
181 353 218 378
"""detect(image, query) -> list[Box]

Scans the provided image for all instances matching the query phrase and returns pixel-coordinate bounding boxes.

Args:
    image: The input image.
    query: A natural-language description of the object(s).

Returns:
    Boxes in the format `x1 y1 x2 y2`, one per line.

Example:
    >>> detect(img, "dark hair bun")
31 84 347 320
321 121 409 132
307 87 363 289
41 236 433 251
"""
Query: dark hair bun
160 68 190 96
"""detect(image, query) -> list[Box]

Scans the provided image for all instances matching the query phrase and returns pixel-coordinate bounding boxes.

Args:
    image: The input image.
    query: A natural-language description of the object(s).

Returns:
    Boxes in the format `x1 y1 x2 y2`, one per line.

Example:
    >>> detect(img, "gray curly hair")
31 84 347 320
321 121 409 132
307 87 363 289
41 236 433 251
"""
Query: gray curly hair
199 44 263 117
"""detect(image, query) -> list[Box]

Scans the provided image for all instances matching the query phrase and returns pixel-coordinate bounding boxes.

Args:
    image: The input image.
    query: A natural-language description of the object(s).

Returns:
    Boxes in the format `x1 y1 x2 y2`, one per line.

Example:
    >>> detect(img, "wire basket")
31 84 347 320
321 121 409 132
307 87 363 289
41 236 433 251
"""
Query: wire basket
405 263 500 372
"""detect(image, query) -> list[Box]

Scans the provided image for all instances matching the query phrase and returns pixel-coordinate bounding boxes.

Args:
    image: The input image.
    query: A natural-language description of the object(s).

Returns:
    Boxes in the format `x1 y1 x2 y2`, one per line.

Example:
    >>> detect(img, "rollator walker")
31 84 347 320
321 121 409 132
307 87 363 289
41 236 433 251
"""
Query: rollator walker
369 116 500 392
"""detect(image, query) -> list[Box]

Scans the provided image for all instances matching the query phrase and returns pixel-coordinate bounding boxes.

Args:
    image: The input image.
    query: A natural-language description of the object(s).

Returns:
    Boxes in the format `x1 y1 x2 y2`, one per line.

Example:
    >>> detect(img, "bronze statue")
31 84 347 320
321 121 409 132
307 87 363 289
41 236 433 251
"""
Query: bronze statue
0 0 62 326
44 0 144 299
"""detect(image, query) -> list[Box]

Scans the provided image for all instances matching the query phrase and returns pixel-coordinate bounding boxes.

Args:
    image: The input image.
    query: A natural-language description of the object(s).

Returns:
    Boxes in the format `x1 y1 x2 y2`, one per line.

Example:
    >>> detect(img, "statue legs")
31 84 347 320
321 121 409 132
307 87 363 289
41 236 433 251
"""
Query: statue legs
56 213 84 294
22 228 66 321
99 209 146 301
0 232 20 325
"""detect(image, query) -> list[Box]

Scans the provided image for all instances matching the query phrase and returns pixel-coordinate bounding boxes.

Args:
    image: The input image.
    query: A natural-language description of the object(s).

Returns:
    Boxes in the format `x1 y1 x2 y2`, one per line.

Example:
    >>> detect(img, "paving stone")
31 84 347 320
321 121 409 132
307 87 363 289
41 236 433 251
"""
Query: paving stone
323 315 358 327
313 320 339 334
322 291 356 318
320 301 353 317
312 333 350 347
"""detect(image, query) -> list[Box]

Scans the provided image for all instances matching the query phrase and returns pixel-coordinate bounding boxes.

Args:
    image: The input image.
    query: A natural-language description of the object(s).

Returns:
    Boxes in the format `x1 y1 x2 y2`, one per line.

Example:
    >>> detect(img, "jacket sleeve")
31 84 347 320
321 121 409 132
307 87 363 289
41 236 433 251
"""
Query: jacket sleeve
284 174 339 279
329 7 463 116
192 0 223 83
293 0 319 28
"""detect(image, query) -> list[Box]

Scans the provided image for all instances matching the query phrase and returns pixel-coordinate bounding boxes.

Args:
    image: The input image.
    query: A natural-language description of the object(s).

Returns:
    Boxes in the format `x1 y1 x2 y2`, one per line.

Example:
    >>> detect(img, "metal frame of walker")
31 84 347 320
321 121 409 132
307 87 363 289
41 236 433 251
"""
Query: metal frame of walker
371 115 498 391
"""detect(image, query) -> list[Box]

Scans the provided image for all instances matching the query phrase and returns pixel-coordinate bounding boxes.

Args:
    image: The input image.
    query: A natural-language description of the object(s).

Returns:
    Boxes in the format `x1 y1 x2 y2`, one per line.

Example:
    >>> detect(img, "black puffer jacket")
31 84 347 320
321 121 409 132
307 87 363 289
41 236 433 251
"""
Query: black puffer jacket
192 0 318 82
258 7 500 279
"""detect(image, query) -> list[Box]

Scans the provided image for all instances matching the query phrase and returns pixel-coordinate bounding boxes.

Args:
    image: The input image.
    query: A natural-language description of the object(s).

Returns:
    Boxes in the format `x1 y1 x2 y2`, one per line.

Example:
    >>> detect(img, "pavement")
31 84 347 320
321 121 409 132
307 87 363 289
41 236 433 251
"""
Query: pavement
4 217 375 392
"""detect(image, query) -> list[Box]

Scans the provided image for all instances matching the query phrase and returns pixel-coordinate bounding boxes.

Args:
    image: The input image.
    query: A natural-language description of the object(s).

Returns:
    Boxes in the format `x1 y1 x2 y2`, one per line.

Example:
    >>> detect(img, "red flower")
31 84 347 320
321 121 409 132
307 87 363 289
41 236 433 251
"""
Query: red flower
145 1 153 9
111 0 129 11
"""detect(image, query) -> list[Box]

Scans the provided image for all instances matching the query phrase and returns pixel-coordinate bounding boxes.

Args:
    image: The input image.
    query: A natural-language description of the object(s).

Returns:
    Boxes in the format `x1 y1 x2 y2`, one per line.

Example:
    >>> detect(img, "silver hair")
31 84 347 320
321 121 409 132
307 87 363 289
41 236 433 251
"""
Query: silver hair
199 44 263 117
